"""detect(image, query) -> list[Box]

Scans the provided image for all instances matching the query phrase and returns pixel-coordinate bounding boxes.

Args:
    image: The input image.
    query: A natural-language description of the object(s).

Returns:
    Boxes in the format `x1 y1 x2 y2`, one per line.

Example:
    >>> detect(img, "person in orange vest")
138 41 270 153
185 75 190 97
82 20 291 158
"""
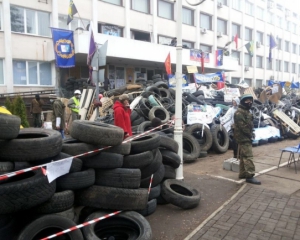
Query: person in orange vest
68 90 81 122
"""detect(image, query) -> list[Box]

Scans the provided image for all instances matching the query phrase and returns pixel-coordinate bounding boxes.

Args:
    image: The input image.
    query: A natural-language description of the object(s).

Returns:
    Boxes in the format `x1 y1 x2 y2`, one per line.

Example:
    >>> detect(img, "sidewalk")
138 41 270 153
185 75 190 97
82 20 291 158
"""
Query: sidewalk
187 184 300 240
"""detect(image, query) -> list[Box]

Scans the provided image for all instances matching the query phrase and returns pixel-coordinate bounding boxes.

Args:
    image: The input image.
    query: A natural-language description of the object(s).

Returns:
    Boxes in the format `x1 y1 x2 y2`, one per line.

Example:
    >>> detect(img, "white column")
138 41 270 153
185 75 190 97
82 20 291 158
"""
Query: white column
212 0 217 52
124 0 130 38
228 1 232 83
92 0 98 31
3 0 13 93
240 0 245 82
52 0 58 28
152 0 157 43
195 5 200 49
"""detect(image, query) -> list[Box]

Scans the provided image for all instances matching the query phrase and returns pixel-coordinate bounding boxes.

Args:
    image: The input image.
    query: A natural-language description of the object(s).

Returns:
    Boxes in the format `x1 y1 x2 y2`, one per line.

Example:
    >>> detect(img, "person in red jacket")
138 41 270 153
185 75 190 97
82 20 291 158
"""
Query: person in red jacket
113 94 132 138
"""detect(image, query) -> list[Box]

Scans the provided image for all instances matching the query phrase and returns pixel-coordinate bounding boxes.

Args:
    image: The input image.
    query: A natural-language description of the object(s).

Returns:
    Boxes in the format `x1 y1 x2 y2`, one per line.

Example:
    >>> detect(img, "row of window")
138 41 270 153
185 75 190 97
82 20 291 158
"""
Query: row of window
0 59 52 86
231 78 262 88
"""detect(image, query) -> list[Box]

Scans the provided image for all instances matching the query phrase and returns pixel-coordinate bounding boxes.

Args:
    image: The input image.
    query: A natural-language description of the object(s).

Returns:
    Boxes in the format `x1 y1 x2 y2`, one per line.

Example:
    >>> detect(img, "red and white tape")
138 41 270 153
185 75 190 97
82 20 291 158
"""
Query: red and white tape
0 121 173 181
148 174 154 195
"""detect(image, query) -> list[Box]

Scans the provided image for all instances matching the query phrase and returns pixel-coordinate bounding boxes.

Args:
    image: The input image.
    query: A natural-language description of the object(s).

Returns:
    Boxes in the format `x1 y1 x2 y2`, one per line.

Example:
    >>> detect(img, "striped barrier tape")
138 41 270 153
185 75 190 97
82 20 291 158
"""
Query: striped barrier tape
148 174 154 195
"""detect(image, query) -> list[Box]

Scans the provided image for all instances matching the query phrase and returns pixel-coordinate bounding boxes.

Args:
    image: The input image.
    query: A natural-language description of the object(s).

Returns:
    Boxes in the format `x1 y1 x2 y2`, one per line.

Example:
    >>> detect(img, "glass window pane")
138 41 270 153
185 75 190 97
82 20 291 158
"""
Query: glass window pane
158 35 172 45
182 8 192 25
183 41 193 48
158 1 172 20
217 19 227 34
256 79 262 88
58 14 69 30
26 9 36 34
28 61 38 84
39 62 52 85
38 11 50 36
10 6 24 33
13 60 27 85
71 17 79 31
0 59 3 85
102 0 121 5
231 77 239 84
132 0 149 13
200 14 211 30
245 28 252 41
200 44 212 53
245 78 252 87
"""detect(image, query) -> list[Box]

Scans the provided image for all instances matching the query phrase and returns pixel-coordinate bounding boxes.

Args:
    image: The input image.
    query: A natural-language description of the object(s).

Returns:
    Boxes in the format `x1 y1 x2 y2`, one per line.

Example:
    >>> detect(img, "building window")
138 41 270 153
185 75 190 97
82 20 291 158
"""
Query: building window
217 18 227 35
244 53 252 67
285 21 290 31
182 7 193 25
131 30 150 42
13 60 52 86
0 59 3 85
277 38 282 50
80 66 89 79
276 16 282 28
10 6 50 36
200 44 212 53
285 41 290 52
232 0 241 11
231 50 240 65
131 0 149 14
59 15 89 31
200 13 212 30
232 23 240 38
245 78 252 87
231 77 239 84
101 0 122 5
256 79 263 88
0 4 2 30
266 11 273 24
245 2 254 16
183 40 194 49
293 43 297 54
284 61 289 72
266 58 272 70
219 0 227 5
245 28 252 41
292 63 296 73
292 23 297 34
276 60 281 71
158 1 173 20
158 35 173 45
256 31 263 45
256 7 264 20
256 56 263 68
99 24 123 36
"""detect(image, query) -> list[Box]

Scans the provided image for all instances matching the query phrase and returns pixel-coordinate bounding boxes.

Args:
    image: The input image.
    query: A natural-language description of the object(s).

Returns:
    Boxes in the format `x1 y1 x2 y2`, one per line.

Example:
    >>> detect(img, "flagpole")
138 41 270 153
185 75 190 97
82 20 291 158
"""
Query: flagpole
77 11 86 29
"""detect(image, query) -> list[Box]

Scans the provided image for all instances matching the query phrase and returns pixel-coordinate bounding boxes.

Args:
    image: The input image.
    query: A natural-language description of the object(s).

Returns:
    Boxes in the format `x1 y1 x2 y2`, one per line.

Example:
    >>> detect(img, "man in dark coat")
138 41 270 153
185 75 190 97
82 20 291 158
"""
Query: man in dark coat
234 94 261 185
52 98 66 139
30 94 44 127
113 94 132 138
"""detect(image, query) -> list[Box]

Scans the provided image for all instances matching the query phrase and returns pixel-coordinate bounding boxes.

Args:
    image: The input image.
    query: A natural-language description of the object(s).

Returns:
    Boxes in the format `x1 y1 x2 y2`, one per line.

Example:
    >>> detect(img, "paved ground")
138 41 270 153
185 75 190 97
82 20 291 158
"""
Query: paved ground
147 138 300 240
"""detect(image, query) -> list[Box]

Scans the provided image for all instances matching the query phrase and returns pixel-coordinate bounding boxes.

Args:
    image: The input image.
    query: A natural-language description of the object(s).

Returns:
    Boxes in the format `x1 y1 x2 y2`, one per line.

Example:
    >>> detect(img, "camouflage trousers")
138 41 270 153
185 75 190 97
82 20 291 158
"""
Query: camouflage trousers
238 143 255 179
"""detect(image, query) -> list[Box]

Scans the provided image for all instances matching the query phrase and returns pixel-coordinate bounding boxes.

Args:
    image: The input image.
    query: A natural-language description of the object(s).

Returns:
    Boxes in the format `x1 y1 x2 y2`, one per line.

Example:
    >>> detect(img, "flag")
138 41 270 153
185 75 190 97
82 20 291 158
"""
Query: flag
51 28 75 68
67 0 78 25
268 34 277 62
245 41 254 57
200 52 205 74
215 50 223 66
291 76 299 89
234 34 238 50
165 52 171 75
87 22 97 83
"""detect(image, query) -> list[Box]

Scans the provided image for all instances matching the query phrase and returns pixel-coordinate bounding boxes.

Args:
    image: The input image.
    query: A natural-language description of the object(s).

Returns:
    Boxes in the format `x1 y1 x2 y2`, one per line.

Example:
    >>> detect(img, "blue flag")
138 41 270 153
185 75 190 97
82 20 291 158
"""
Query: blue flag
268 34 277 63
51 28 75 68
215 50 223 66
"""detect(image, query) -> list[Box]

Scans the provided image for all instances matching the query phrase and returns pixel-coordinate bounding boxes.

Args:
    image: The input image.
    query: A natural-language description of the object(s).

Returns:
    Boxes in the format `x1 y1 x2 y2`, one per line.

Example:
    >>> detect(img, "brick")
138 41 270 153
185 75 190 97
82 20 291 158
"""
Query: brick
213 229 228 239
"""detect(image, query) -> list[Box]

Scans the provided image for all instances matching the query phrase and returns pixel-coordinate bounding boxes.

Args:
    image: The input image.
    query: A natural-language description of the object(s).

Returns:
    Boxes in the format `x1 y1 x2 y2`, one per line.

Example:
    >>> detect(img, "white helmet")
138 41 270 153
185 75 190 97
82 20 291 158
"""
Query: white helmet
74 90 81 95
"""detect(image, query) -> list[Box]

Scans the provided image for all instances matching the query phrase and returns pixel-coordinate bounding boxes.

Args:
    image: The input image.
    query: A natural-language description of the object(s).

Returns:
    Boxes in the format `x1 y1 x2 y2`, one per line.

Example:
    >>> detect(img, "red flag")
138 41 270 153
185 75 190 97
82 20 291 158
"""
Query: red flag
234 34 238 50
165 53 171 75
201 52 205 74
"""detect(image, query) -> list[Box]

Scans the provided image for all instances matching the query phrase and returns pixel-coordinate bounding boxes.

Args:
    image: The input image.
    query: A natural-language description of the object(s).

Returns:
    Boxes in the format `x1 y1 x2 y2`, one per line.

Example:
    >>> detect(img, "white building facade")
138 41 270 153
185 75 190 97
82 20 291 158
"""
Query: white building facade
0 0 299 94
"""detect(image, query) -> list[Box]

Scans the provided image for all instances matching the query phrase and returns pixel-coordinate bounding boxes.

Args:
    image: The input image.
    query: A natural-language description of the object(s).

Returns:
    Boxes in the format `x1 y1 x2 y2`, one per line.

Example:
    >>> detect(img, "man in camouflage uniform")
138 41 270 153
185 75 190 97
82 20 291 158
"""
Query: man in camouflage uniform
234 94 261 185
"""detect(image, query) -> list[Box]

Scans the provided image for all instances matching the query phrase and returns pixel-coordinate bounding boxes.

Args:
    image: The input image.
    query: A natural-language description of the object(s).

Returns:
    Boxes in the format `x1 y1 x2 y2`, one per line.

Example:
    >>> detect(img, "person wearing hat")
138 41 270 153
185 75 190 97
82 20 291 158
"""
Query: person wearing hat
52 98 66 139
30 94 44 127
68 90 81 122
113 94 132 138
234 94 261 185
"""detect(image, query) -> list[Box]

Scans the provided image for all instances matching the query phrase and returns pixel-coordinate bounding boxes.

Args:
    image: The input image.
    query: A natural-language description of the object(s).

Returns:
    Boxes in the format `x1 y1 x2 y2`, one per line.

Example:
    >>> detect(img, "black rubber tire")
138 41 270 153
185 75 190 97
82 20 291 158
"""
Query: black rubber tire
154 81 169 89
0 162 14 172
169 88 176 99
0 113 21 140
210 124 229 153
258 139 268 145
95 168 141 189
82 210 152 240
105 86 127 97
130 133 161 154
140 149 162 178
56 168 95 191
182 132 201 163
0 216 15 239
132 116 146 126
137 121 153 133
192 90 204 97
140 163 165 188
164 165 176 180
186 123 213 152
33 190 74 214
13 162 32 171
123 151 154 169
82 152 123 169
148 184 161 201
62 139 100 159
17 215 83 240
286 131 299 140
136 199 157 217
130 110 140 122
148 106 170 124
160 149 181 169
159 135 179 153
145 86 161 96
161 179 201 209
76 185 148 210
0 170 56 214
158 88 171 98
156 194 169 205
103 142 131 155
0 128 62 162
137 98 152 117
199 151 208 158
70 120 124 146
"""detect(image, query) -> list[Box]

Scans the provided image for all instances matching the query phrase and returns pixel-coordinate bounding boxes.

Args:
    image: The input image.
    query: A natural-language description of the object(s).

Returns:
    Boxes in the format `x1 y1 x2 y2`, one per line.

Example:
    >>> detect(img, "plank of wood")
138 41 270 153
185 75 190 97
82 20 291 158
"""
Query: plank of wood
273 110 300 134
244 87 257 100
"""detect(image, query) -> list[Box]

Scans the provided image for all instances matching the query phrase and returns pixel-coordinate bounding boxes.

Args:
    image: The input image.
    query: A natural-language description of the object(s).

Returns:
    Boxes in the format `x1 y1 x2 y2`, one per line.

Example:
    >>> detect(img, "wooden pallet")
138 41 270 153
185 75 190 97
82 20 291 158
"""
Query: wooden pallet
244 87 257 100
273 110 300 134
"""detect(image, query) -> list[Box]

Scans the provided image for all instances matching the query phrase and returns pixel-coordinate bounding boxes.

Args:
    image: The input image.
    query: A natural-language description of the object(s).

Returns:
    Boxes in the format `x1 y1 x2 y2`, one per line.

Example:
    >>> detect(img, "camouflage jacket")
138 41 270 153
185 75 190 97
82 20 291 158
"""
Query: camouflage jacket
233 104 253 143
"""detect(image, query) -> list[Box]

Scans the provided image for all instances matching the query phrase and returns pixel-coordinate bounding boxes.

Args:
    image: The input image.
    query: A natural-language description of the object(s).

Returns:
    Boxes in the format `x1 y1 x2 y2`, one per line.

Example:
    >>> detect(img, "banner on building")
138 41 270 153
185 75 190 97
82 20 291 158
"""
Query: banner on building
193 72 224 84
215 50 223 66
190 50 210 63
51 28 75 68
168 74 188 88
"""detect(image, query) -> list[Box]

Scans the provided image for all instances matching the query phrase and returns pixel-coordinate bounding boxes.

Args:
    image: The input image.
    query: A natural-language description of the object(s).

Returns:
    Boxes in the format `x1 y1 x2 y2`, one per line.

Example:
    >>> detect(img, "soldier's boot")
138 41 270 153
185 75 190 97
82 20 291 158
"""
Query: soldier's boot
238 174 246 179
246 177 261 185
